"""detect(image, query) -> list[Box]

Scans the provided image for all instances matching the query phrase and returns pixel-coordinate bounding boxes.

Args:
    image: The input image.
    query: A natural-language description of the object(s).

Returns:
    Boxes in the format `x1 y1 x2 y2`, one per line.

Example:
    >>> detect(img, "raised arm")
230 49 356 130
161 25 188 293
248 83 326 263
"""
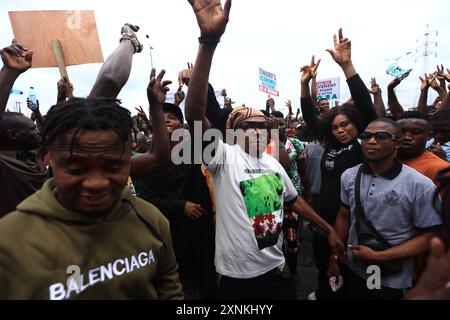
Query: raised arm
285 100 294 128
185 0 232 136
387 77 405 119
178 62 224 131
439 89 450 110
429 74 447 103
130 69 171 178
266 96 275 113
326 28 377 127
416 74 430 114
435 64 448 94
311 76 318 109
0 40 32 122
26 98 43 131
89 24 142 98
135 105 153 132
300 56 323 140
369 77 386 118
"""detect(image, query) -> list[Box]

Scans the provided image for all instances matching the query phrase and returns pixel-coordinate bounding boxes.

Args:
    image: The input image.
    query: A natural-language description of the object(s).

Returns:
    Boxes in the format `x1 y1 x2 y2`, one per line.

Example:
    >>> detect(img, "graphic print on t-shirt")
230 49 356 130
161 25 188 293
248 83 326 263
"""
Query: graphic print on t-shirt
239 174 284 250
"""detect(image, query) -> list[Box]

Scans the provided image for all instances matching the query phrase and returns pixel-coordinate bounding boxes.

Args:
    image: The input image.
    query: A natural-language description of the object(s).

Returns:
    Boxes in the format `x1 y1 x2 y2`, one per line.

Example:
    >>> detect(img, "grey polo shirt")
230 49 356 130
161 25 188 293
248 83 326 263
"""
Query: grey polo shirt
340 161 442 289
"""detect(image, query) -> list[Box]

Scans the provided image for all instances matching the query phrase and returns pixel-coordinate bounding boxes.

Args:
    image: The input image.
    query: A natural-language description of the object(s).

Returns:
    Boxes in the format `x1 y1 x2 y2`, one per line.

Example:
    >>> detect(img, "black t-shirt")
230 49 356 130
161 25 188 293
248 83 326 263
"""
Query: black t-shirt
0 150 48 217
300 74 378 226
140 161 213 239
319 141 364 225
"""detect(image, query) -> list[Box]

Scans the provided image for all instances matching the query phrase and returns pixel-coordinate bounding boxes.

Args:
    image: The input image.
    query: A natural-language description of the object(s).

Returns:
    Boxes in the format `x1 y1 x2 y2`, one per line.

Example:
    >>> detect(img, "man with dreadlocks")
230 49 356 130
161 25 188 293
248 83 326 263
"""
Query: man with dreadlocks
0 67 184 299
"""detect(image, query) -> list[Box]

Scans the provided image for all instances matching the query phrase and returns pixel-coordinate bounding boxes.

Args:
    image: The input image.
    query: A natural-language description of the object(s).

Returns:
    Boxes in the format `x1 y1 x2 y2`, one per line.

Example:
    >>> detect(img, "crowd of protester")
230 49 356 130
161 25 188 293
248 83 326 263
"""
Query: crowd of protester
0 0 449 300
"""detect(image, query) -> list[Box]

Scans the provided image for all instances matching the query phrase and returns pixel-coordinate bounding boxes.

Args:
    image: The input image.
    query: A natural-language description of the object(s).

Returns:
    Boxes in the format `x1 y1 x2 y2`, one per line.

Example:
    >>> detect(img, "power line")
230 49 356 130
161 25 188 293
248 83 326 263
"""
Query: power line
415 24 438 74
412 24 439 108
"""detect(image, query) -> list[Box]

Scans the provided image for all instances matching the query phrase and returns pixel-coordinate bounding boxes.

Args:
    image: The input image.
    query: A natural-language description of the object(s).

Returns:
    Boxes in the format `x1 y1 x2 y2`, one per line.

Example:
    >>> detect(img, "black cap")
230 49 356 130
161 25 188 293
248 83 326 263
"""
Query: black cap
162 103 184 124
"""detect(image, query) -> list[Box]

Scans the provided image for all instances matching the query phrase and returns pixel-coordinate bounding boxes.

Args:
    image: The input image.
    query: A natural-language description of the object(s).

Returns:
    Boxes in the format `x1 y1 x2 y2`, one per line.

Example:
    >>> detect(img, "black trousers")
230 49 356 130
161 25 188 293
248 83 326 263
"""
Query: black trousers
172 219 217 300
219 267 297 300
340 264 405 300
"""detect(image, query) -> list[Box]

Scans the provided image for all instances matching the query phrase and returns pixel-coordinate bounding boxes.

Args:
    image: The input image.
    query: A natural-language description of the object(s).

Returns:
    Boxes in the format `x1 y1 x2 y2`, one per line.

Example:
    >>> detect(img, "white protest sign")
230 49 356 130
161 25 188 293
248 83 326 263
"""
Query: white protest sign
259 68 279 96
316 77 340 100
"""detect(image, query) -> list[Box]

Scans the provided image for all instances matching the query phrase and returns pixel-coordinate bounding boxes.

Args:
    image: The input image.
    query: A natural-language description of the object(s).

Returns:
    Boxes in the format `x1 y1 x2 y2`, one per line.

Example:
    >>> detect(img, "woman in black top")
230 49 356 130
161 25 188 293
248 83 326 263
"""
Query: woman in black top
300 28 378 300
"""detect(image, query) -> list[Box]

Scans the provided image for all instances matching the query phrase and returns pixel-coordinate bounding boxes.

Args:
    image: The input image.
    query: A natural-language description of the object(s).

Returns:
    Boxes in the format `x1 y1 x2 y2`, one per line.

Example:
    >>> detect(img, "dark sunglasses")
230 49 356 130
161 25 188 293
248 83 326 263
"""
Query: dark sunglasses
359 131 397 141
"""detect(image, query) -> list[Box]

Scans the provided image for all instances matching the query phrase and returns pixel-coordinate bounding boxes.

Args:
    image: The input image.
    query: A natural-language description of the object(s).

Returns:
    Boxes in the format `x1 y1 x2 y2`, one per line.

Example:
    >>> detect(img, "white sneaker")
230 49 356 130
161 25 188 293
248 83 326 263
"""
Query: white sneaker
307 291 317 300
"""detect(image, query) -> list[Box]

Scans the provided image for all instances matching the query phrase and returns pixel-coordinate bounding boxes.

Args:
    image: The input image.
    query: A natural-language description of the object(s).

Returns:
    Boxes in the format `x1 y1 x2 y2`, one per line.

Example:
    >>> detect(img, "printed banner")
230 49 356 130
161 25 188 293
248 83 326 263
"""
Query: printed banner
316 77 340 100
259 68 279 96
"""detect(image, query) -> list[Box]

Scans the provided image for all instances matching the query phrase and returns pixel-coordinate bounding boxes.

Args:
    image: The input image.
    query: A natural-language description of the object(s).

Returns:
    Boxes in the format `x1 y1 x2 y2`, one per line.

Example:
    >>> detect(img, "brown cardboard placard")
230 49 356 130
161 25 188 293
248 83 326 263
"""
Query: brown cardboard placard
9 10 104 68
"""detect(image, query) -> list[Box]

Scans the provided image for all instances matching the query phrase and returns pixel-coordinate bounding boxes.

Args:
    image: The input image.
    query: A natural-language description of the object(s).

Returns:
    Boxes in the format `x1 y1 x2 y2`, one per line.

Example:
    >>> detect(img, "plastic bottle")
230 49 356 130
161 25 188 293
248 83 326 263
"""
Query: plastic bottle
28 86 38 110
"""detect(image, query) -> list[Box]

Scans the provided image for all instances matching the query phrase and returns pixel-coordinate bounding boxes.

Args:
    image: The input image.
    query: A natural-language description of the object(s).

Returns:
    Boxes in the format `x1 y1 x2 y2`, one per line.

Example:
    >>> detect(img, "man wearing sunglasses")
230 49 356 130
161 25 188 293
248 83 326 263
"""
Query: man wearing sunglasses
184 0 344 300
329 118 442 299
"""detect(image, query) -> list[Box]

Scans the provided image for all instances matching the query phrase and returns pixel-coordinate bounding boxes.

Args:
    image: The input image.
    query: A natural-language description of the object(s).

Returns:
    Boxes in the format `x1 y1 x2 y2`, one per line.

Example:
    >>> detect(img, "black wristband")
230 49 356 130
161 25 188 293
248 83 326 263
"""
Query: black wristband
198 35 221 44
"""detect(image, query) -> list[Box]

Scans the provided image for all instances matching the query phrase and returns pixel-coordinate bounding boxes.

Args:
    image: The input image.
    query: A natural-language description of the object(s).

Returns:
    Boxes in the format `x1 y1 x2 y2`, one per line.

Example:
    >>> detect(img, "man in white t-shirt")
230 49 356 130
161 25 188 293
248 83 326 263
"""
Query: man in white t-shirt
184 0 343 300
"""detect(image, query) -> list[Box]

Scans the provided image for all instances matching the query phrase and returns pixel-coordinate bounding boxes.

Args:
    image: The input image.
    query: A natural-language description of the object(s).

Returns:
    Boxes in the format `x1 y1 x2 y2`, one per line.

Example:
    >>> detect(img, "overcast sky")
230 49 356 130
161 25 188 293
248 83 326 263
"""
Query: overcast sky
1 0 449 117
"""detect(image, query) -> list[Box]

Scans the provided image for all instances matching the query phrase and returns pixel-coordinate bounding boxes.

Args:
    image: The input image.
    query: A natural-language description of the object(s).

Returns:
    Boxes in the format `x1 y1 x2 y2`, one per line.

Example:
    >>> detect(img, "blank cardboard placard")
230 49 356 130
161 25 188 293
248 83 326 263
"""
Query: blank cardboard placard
9 10 104 68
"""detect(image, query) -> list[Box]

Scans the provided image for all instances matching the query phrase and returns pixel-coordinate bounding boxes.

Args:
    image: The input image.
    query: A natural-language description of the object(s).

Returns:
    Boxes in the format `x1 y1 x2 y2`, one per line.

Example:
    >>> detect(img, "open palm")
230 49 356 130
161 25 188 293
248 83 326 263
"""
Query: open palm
188 0 231 36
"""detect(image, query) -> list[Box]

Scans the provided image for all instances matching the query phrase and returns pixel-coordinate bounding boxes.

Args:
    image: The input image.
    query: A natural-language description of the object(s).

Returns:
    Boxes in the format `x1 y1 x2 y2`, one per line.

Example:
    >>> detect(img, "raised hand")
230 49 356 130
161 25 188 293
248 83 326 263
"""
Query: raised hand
285 100 292 112
300 65 312 84
135 105 149 122
57 76 74 100
326 28 351 67
419 74 431 91
178 62 194 87
147 68 172 106
121 23 139 37
388 77 402 89
446 69 450 82
120 23 143 53
369 77 381 94
429 74 442 91
300 56 321 84
266 96 275 112
174 86 186 106
188 0 232 36
26 98 39 112
310 55 321 78
0 39 33 73
436 64 446 80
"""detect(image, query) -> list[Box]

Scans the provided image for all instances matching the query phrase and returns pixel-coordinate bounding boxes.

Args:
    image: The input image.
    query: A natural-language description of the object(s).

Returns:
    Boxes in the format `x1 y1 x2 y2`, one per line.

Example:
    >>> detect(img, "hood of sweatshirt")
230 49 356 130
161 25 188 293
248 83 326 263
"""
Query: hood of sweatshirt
16 178 134 224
